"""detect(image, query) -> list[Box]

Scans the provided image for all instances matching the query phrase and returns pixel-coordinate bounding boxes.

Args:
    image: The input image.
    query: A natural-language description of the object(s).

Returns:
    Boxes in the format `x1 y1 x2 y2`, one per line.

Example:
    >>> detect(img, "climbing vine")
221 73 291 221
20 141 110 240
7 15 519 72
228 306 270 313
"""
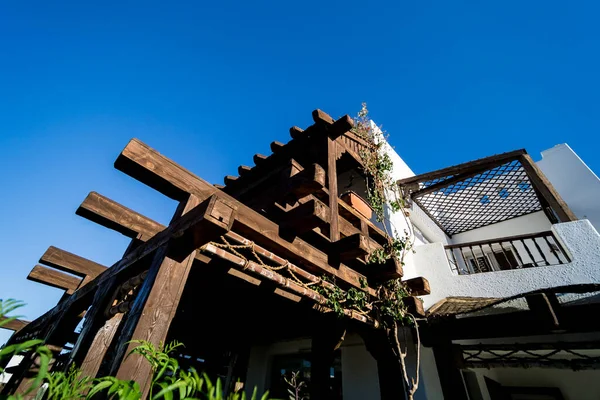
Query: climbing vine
316 103 422 399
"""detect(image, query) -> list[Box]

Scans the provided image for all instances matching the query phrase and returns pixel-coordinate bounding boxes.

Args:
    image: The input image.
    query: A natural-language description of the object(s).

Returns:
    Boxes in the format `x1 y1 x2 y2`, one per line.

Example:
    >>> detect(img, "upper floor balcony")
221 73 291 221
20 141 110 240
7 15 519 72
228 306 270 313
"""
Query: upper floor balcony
393 149 600 310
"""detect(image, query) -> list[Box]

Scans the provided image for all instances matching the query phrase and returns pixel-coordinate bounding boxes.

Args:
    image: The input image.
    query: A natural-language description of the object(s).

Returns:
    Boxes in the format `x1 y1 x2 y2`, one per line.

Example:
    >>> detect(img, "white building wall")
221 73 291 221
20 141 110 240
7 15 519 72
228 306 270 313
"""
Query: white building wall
409 219 600 309
537 143 600 231
450 211 551 244
470 367 600 400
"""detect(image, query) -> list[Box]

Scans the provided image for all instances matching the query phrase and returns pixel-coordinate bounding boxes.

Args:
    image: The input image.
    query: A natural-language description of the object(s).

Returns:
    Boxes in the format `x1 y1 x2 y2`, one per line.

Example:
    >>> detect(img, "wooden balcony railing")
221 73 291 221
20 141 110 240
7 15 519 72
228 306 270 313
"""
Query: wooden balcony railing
444 231 571 275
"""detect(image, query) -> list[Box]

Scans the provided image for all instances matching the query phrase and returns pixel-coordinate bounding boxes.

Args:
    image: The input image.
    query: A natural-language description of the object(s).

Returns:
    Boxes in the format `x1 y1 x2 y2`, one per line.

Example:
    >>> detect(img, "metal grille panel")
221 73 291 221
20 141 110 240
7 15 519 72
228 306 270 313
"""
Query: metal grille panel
413 160 542 236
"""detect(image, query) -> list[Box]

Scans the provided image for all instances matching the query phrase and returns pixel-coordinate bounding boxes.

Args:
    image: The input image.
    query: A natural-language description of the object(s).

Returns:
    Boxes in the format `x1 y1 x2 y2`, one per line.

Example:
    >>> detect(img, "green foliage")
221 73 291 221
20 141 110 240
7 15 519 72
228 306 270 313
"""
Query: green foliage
0 299 270 400
0 299 53 400
283 371 307 400
377 279 411 326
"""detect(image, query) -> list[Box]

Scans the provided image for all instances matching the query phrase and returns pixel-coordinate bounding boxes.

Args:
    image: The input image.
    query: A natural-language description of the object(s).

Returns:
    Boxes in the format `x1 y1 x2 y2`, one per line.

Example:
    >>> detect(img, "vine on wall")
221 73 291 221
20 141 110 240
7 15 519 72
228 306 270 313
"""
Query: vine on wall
315 103 421 399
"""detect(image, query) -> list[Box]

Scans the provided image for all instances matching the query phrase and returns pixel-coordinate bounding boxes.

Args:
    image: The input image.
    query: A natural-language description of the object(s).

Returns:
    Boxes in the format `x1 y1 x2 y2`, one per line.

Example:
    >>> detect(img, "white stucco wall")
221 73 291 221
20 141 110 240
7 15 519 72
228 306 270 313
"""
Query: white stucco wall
537 144 600 232
469 367 600 400
409 219 600 309
450 211 551 244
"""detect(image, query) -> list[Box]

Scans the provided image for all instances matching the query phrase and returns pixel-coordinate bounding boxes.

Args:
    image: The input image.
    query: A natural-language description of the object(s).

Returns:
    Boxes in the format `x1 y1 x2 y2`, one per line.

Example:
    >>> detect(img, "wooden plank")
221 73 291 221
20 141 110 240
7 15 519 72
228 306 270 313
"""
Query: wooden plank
224 175 238 185
238 165 252 176
397 149 527 186
410 156 525 198
77 191 164 240
273 288 301 302
253 153 268 166
79 313 123 378
27 265 82 294
280 199 329 235
227 268 261 286
327 137 340 242
289 126 304 139
114 139 369 291
312 109 335 124
0 317 30 332
332 233 369 262
312 110 353 139
40 246 106 279
519 154 577 222
270 141 285 152
404 296 425 317
11 194 231 345
114 194 223 398
402 276 431 296
310 317 346 400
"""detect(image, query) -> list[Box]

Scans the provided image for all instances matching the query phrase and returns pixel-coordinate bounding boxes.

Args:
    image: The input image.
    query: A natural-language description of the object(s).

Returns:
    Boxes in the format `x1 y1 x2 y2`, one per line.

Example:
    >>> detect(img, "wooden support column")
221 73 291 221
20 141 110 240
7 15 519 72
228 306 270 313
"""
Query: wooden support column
432 340 469 400
327 137 340 243
310 316 346 400
110 195 233 398
359 328 405 400
518 154 577 222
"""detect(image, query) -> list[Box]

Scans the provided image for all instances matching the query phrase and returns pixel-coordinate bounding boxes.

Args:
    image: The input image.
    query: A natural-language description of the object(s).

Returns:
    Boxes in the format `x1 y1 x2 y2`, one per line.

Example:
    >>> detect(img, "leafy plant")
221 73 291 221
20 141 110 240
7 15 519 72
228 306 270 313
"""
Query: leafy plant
283 371 307 400
1 300 270 400
0 299 53 400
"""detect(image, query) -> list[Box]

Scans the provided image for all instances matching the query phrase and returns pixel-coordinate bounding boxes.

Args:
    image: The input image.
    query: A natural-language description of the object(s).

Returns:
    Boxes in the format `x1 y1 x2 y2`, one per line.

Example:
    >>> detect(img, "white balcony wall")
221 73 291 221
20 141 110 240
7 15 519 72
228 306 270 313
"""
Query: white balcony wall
537 143 600 231
450 211 551 244
406 219 600 309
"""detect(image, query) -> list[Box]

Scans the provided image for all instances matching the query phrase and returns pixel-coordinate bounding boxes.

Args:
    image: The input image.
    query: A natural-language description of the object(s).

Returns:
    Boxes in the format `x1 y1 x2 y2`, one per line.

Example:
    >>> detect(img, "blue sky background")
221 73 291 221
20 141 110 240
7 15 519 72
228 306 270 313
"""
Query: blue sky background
1 1 599 344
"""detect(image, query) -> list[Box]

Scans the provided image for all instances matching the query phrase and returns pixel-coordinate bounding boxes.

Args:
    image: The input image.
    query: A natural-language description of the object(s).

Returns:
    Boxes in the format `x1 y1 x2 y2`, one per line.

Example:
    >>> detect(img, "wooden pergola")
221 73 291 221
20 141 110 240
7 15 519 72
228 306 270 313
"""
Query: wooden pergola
1 110 429 400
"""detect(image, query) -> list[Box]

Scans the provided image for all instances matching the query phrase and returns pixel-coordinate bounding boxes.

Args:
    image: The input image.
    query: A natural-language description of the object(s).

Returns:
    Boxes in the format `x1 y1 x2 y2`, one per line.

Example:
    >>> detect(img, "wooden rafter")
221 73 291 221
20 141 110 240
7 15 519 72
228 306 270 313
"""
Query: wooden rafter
40 246 106 279
27 265 82 294
114 139 369 291
0 317 30 332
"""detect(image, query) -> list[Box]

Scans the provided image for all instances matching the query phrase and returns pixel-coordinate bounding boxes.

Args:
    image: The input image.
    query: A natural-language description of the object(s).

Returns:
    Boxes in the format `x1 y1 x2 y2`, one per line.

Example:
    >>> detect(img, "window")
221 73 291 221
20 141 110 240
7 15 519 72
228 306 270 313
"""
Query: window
268 352 343 400
468 255 492 273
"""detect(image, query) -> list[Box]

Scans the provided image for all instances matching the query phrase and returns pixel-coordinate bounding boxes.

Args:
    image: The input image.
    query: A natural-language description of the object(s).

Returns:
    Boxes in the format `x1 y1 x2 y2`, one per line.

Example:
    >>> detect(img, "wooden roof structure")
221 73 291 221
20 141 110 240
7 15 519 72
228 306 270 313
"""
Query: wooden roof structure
398 149 576 237
1 109 429 400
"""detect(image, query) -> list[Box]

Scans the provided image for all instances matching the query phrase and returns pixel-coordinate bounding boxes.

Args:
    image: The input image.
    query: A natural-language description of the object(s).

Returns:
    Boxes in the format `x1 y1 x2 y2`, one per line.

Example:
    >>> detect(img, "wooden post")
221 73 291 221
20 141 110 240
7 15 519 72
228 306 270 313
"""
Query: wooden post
432 341 469 400
327 137 340 243
519 154 577 222
108 194 233 398
359 328 405 400
310 316 346 400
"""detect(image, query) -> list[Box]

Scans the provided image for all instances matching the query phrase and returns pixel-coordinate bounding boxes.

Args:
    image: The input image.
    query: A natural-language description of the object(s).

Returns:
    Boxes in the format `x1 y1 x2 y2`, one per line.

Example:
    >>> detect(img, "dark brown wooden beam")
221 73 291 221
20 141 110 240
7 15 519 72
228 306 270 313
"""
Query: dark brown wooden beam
253 153 268 166
238 165 252 176
224 175 238 186
40 246 106 279
114 139 369 291
397 149 527 187
402 277 431 296
404 296 425 317
27 265 82 294
0 317 30 332
310 316 346 400
289 126 304 139
332 233 369 262
327 137 340 242
519 154 577 222
113 194 223 398
280 199 329 235
12 194 232 345
312 110 354 140
77 191 164 240
270 141 285 152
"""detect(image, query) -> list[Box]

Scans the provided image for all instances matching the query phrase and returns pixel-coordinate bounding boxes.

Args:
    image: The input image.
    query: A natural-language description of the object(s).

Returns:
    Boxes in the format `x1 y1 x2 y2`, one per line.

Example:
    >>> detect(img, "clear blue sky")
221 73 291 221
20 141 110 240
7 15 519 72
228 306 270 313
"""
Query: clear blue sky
1 1 599 344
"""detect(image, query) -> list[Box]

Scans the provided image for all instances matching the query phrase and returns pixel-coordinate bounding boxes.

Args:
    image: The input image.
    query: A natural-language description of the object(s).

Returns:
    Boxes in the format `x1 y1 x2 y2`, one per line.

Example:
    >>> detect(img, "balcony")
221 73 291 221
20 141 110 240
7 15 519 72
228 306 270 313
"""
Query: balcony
445 231 571 275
